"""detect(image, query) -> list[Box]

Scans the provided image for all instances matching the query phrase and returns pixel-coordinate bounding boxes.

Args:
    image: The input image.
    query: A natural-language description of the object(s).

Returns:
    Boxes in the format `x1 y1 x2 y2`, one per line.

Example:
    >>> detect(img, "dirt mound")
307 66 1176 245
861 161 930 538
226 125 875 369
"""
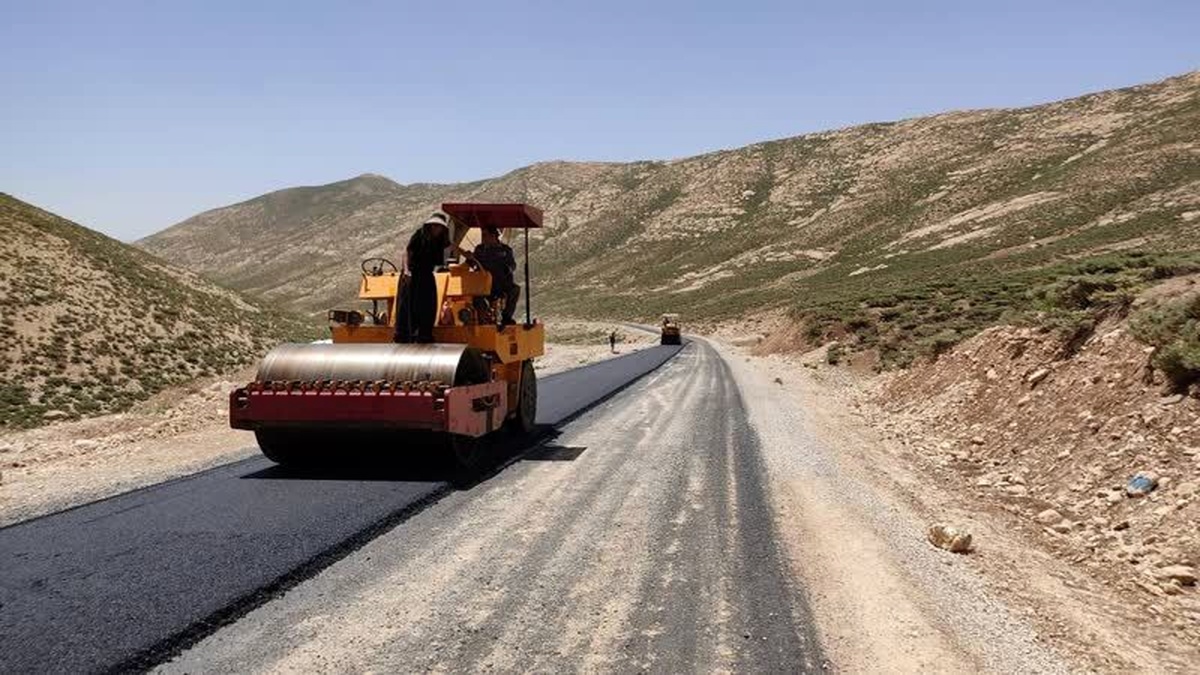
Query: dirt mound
878 321 1199 650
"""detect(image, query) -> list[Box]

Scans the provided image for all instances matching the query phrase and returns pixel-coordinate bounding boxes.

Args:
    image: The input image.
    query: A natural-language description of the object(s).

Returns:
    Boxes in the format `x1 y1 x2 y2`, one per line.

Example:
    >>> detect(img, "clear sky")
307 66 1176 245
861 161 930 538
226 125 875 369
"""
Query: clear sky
1 1 1196 241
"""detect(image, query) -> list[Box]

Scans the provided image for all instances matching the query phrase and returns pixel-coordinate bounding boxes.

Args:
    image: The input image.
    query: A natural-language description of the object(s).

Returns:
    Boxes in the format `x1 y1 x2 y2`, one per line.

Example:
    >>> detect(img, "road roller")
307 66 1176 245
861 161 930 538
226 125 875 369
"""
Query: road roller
660 314 682 346
229 203 545 473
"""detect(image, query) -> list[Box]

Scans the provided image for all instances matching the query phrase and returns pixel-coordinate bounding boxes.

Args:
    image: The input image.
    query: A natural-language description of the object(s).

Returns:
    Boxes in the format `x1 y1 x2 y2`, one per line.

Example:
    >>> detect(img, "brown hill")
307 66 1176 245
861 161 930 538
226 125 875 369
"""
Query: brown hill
140 72 1200 359
0 194 318 428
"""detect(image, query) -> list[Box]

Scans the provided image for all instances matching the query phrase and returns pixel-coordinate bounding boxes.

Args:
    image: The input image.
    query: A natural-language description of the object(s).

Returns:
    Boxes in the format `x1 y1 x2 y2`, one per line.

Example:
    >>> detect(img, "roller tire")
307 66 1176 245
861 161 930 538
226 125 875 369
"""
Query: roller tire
508 360 538 434
448 434 489 486
256 430 320 467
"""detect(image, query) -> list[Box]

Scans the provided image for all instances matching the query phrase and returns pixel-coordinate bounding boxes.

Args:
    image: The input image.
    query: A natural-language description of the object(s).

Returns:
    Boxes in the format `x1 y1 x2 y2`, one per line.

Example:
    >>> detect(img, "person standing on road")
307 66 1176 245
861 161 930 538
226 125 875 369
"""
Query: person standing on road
609 329 618 353
396 211 450 343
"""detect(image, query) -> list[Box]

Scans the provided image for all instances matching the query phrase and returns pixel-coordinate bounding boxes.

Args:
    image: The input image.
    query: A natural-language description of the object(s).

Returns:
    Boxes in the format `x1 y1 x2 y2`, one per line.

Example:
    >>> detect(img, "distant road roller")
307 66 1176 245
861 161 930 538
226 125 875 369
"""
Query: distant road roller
660 314 682 345
229 203 544 473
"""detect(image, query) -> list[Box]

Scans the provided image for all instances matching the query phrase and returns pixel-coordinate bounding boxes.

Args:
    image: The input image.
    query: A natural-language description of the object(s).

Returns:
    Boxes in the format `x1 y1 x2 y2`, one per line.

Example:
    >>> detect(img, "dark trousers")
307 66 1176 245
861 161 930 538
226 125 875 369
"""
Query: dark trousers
496 283 521 324
395 270 437 343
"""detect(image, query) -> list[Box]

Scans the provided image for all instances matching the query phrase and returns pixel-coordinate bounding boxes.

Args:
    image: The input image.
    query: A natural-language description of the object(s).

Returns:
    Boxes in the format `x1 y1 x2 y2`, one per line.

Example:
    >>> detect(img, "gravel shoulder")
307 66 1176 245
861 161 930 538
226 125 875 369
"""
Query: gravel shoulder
721 337 1197 673
713 338 1073 674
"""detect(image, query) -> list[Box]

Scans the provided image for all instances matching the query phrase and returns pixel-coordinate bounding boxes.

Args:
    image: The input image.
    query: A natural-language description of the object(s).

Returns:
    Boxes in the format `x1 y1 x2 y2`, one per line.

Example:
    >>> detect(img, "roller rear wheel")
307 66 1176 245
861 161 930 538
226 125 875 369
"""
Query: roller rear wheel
508 360 537 434
448 433 492 486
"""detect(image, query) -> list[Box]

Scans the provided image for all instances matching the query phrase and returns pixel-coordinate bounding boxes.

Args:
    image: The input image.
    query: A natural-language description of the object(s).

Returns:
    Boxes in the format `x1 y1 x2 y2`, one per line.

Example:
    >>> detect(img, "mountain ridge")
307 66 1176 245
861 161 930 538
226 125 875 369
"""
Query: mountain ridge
139 71 1200 357
0 194 318 428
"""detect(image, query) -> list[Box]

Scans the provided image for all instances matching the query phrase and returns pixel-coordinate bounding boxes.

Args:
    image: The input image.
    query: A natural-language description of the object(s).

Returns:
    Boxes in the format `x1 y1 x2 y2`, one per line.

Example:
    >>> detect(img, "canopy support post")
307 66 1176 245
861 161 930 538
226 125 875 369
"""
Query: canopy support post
524 228 532 327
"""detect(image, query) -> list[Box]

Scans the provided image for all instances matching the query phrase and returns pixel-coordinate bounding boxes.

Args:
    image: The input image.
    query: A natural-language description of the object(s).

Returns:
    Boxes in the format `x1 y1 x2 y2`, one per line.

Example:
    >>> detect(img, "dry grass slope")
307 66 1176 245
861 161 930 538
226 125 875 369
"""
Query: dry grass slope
0 195 320 429
140 72 1200 365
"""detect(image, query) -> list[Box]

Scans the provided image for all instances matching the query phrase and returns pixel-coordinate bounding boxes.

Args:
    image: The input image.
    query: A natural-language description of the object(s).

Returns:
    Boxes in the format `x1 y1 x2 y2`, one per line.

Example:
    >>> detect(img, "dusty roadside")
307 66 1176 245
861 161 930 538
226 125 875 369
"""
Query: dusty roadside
713 339 1068 673
0 321 657 526
719 331 1199 672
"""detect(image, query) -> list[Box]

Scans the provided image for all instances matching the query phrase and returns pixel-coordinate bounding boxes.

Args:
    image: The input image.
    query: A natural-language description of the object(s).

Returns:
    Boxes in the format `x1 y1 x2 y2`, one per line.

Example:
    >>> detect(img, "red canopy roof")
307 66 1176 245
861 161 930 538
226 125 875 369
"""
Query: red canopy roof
442 203 543 229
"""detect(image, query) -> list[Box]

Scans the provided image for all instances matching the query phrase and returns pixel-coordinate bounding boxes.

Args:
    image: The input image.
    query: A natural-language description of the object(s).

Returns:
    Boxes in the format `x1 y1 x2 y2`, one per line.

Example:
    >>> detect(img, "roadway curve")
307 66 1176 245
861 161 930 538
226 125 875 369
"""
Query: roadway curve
1 341 825 672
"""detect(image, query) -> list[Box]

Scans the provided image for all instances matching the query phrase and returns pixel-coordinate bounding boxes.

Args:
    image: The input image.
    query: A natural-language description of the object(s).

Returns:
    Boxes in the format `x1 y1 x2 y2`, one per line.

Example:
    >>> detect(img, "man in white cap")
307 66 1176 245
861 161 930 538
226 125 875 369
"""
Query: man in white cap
396 211 450 343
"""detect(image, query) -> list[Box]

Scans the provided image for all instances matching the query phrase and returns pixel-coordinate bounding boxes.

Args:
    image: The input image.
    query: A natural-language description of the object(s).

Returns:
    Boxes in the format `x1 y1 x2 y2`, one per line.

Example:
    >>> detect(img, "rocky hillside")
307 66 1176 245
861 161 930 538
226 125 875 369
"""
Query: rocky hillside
0 195 318 428
141 71 1199 352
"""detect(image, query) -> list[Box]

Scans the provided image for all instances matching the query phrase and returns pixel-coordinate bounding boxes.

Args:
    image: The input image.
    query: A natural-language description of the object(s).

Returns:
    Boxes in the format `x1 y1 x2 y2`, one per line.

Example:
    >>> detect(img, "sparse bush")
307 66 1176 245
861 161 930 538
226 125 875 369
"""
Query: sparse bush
1130 295 1200 391
826 343 844 365
924 329 961 359
790 250 1200 371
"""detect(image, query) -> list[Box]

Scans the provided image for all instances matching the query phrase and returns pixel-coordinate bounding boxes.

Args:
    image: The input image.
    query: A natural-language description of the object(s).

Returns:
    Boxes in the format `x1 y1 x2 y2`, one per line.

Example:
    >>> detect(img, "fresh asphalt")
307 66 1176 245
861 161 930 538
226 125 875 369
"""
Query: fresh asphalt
0 345 682 674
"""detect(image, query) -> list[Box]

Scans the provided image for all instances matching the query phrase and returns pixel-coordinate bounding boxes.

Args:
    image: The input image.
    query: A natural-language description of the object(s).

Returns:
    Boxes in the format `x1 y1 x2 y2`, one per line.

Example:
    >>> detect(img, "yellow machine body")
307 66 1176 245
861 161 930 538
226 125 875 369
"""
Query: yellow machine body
329 260 544 422
233 203 546 473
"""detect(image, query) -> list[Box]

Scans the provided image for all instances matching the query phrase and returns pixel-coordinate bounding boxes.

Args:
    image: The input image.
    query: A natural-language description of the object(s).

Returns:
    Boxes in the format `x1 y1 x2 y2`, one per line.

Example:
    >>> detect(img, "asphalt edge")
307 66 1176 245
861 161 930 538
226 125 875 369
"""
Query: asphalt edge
456 341 687 489
0 456 263 533
112 340 688 671
543 341 687 430
105 482 453 674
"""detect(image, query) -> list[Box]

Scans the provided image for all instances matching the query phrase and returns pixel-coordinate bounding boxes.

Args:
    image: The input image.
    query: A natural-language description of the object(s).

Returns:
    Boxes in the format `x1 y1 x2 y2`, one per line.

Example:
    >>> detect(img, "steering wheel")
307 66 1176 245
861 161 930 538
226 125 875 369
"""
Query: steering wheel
361 257 398 276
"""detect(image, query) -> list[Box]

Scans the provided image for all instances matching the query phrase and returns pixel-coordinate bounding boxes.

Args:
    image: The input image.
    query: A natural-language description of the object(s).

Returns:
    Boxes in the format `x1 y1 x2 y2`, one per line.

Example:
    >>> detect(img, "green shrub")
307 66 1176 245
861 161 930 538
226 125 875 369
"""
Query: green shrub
826 343 844 365
1130 295 1200 391
924 329 961 359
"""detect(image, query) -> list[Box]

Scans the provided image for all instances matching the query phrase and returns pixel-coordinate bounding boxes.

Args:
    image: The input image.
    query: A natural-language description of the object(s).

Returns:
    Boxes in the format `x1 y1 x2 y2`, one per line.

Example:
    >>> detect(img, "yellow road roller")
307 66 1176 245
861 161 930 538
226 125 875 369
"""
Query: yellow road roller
229 203 544 472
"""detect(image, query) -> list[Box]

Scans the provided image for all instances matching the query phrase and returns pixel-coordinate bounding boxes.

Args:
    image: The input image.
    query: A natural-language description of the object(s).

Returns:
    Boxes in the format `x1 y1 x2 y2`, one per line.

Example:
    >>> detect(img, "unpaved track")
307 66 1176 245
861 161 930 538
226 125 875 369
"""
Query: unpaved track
161 341 825 673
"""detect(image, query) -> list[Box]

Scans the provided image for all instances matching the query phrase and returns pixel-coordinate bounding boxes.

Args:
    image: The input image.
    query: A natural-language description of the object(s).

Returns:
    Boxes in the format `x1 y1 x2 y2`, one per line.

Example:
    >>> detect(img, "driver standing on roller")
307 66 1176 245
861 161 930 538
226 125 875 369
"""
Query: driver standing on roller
396 211 450 343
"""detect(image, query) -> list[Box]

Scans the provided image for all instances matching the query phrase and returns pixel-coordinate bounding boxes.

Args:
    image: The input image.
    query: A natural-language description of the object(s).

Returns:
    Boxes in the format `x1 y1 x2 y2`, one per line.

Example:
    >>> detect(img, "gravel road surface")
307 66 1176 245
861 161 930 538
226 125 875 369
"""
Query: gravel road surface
160 341 824 672
0 346 681 673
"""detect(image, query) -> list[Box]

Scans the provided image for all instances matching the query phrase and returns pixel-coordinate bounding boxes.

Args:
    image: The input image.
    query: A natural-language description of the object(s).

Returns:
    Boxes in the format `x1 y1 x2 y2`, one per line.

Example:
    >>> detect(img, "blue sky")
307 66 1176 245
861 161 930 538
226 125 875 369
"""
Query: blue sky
1 1 1196 241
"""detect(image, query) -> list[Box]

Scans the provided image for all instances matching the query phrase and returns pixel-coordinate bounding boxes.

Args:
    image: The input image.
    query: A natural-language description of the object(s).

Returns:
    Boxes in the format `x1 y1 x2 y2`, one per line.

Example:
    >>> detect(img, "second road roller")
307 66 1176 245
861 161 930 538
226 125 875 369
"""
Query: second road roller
229 203 544 475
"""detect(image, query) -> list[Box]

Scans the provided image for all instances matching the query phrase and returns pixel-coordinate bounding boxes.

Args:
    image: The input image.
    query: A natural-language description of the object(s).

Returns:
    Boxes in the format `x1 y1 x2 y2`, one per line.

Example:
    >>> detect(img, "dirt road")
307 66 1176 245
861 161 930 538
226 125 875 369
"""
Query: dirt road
159 341 826 673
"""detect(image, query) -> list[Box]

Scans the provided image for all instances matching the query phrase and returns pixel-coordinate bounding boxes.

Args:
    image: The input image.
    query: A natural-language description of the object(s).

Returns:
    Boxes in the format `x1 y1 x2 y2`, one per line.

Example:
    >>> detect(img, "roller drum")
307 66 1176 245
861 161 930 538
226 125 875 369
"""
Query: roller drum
255 343 489 387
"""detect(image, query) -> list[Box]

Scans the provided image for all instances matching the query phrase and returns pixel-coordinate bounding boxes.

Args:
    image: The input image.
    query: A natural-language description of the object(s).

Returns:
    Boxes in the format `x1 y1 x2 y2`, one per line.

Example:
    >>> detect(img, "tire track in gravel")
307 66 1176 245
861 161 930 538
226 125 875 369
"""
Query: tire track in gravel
159 342 825 673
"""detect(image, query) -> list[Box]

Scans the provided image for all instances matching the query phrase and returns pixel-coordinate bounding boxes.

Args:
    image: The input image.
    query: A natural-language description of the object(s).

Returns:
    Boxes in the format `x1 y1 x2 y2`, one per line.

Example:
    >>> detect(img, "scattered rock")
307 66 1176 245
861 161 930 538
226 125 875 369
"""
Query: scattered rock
1159 394 1185 406
1036 508 1064 525
73 439 100 450
1157 565 1197 586
1027 368 1051 387
773 377 783 385
1050 521 1074 534
1135 580 1163 596
970 436 985 446
927 523 973 553
1126 472 1159 498
42 410 70 420
985 368 999 381
1112 520 1131 531
1174 481 1199 496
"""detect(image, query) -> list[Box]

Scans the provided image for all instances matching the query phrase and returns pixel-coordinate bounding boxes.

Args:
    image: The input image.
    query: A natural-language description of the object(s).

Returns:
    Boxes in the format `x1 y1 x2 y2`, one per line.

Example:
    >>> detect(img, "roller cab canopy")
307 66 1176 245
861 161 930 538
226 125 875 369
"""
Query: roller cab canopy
442 203 543 230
